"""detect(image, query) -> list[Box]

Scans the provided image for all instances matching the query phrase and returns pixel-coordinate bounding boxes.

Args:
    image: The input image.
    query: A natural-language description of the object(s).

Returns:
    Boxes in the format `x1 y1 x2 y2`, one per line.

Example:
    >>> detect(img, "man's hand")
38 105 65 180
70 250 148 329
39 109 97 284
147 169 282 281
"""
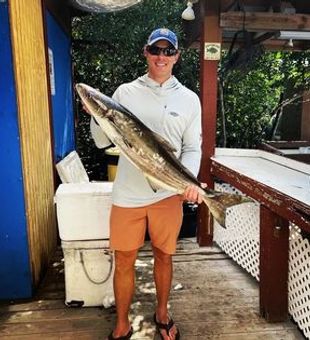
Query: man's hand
182 183 207 204
82 104 91 115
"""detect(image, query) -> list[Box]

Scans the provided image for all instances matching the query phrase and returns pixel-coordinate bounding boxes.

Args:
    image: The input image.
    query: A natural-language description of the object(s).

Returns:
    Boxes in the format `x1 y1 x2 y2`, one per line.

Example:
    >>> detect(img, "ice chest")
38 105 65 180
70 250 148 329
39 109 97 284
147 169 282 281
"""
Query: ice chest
55 182 113 240
62 240 115 307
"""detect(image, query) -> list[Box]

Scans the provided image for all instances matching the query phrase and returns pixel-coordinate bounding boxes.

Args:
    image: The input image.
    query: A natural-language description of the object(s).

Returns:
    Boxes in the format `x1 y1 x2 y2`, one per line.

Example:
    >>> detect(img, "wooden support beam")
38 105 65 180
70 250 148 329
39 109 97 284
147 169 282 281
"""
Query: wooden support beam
301 91 310 141
9 0 57 288
220 11 310 32
197 0 221 246
259 206 289 322
44 0 73 35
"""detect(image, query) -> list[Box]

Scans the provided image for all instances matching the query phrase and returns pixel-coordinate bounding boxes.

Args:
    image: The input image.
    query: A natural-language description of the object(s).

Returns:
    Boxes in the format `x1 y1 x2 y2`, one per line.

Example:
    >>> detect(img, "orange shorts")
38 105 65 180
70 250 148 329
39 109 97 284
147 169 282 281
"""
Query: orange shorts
110 195 183 254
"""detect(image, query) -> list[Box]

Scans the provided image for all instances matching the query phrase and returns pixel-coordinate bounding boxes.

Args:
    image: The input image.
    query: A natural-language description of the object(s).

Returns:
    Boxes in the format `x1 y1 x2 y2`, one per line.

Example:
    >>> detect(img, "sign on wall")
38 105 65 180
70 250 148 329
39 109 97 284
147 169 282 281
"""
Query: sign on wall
48 48 56 96
204 42 221 61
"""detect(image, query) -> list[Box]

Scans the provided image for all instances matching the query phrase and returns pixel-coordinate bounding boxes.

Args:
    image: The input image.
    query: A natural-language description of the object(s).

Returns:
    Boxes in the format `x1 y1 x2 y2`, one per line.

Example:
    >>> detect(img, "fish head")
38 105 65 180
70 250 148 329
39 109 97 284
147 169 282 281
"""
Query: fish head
75 83 112 119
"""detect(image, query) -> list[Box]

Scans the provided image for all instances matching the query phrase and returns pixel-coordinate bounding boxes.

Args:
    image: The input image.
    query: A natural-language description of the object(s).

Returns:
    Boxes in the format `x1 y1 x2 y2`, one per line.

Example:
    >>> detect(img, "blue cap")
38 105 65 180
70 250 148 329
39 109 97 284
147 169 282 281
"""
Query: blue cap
147 28 178 49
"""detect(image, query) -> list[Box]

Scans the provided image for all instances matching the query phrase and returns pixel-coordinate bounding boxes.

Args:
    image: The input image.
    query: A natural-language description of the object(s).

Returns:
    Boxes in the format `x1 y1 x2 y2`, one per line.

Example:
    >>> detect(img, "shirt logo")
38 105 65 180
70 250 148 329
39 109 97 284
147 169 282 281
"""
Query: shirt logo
168 111 179 117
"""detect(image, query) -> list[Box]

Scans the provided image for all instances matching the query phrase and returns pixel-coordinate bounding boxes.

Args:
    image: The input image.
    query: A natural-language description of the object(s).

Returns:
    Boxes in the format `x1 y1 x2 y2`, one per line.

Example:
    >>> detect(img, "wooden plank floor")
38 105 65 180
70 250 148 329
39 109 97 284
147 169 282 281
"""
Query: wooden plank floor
0 238 305 339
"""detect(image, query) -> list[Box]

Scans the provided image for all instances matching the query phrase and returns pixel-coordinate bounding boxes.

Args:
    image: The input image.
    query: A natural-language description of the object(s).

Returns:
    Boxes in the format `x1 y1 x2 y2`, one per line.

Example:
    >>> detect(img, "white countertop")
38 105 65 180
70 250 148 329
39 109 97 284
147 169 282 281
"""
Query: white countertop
212 148 310 206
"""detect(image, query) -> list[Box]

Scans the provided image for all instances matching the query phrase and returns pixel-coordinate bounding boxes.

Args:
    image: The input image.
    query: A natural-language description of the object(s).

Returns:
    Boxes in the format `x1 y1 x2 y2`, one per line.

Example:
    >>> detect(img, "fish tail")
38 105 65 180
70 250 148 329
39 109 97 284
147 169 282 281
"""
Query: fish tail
202 191 252 228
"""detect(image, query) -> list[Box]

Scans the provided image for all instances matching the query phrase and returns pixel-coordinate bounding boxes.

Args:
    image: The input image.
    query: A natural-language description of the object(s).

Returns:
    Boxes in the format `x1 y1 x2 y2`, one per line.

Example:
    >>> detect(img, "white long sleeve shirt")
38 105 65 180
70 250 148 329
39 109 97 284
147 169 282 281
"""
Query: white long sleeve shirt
90 74 202 207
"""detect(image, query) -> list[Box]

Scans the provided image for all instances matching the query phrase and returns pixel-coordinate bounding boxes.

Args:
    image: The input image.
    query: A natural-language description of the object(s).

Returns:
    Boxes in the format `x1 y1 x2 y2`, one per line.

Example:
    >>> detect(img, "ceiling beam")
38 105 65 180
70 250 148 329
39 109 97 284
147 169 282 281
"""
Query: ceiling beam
220 11 310 32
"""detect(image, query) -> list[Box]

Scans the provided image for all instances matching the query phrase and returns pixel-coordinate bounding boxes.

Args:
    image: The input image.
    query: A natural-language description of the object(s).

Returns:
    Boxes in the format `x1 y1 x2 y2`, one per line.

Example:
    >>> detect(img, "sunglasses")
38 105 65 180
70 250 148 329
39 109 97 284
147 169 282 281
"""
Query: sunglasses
146 45 178 57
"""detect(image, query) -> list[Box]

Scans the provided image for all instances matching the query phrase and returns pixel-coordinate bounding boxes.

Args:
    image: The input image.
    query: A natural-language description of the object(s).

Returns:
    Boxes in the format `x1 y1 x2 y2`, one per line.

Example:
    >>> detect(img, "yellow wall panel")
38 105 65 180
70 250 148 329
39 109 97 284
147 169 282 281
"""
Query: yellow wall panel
9 0 57 287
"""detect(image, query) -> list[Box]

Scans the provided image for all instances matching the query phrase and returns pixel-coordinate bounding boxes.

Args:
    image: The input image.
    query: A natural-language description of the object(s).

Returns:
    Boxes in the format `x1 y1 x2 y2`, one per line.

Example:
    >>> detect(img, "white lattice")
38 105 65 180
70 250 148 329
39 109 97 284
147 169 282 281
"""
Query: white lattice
289 224 310 339
214 182 310 339
214 183 260 280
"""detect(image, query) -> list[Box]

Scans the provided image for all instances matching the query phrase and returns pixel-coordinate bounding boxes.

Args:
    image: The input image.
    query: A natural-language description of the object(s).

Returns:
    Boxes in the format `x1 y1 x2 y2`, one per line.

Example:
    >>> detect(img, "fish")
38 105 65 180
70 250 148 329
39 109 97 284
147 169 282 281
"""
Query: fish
75 83 252 227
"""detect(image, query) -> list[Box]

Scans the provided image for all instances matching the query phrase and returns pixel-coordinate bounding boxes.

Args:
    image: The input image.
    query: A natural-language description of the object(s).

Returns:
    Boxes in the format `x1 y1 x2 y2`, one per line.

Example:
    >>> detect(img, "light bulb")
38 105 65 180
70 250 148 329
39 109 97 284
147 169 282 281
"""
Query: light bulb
287 38 294 47
182 2 195 21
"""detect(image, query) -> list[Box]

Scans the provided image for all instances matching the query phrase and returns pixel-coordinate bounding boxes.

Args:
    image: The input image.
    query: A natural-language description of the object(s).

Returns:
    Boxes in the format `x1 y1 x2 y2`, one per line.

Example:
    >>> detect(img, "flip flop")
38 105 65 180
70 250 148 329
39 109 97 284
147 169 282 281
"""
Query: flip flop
107 326 133 340
153 313 180 340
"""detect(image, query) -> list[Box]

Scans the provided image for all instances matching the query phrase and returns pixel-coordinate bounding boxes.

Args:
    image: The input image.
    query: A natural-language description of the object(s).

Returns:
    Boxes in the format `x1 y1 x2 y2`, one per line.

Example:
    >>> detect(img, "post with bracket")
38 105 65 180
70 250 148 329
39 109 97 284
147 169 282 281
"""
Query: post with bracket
259 204 289 322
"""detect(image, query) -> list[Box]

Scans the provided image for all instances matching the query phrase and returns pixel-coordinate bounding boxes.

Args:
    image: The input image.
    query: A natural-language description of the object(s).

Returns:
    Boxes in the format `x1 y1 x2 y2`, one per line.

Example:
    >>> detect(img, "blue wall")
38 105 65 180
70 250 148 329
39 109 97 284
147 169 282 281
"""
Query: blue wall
0 2 32 299
46 11 75 162
0 5 76 300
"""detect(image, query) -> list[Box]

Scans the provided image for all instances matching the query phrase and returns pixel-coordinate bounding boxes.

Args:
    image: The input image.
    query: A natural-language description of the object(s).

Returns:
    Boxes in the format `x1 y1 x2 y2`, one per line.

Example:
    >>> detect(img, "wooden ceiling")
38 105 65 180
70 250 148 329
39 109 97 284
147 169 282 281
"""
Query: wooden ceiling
183 0 310 51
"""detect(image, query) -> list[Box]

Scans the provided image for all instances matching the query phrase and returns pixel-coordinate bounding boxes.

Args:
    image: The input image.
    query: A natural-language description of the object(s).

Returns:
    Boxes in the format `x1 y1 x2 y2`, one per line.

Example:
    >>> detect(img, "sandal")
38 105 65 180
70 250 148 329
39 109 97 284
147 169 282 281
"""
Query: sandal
153 313 180 340
107 326 133 340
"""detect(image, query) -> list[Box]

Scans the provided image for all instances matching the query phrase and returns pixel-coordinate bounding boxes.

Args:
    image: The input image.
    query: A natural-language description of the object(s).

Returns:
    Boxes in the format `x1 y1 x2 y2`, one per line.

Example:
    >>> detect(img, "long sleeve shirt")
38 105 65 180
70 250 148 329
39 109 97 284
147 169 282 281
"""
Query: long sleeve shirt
90 74 202 207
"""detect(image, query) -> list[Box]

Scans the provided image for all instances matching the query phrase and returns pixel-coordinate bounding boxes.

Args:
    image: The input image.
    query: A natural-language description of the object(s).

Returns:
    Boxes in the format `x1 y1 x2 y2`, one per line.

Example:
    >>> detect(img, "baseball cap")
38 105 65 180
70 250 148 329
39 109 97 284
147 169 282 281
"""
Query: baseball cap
147 28 178 49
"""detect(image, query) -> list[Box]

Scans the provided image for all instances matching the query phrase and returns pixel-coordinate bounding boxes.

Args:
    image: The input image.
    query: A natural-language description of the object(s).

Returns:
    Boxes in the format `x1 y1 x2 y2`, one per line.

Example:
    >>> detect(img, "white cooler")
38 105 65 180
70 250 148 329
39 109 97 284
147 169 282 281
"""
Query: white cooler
62 240 115 307
55 182 115 307
55 182 113 240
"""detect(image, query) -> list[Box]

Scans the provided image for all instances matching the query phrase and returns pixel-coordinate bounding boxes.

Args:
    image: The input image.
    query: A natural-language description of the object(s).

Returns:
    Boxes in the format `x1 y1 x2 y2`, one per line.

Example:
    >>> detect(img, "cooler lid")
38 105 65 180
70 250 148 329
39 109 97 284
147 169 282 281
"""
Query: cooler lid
61 239 110 249
56 151 89 183
55 182 113 197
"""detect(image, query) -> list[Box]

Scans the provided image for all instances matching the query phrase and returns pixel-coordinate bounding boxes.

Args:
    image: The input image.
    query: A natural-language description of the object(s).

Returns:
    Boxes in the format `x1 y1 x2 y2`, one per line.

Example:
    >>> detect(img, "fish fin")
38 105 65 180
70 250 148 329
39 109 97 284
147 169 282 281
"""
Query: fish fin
151 132 177 153
202 195 227 228
202 192 253 228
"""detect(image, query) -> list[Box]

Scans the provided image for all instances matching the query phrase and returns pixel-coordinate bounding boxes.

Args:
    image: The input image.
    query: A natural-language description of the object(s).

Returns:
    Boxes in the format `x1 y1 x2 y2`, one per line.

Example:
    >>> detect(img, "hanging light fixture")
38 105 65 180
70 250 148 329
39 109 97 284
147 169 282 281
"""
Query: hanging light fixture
287 38 294 48
70 0 142 13
182 1 195 21
182 0 199 21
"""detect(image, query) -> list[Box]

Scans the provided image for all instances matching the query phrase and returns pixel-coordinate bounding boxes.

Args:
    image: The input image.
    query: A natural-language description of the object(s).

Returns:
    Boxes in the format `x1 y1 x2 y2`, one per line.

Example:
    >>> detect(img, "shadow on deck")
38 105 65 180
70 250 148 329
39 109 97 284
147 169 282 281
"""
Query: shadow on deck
0 239 305 339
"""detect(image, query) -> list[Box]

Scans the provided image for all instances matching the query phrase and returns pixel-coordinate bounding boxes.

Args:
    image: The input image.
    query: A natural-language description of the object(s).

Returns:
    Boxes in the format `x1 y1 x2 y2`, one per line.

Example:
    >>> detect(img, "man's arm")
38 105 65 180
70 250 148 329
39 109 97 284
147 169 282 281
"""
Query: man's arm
90 117 112 149
180 95 204 203
180 96 202 177
88 86 123 149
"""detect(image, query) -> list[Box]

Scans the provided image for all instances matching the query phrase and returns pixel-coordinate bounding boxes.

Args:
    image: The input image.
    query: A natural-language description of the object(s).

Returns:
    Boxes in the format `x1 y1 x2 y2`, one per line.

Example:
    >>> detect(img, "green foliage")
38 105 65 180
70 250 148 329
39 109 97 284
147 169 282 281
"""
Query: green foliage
72 0 198 94
218 51 310 148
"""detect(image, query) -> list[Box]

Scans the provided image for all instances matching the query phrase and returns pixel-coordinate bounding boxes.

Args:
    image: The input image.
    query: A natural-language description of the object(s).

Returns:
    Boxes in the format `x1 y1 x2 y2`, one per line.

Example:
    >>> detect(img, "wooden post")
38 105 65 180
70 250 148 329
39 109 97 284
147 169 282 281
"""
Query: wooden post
9 0 57 288
197 0 221 246
301 90 310 141
259 205 289 322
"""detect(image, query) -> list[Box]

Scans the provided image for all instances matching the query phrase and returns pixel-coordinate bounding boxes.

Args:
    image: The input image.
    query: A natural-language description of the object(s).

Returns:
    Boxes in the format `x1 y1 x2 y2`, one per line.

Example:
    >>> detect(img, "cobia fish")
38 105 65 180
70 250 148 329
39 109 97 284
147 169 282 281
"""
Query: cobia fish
75 83 251 227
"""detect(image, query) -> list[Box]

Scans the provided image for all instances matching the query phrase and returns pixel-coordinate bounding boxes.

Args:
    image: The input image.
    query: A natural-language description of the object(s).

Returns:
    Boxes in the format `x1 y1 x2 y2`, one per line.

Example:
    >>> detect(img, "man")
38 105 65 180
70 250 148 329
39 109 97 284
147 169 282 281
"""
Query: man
91 28 202 340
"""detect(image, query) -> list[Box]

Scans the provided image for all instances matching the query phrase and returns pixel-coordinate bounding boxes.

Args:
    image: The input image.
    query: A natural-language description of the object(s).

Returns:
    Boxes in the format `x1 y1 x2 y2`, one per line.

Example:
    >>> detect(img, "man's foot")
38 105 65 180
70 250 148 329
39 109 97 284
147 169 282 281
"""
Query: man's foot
107 326 133 340
153 313 180 340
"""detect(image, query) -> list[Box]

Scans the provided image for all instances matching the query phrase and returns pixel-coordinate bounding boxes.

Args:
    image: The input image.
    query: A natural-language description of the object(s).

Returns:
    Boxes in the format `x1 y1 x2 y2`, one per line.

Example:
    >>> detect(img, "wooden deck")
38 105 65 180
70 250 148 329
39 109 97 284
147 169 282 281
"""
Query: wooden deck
0 238 305 339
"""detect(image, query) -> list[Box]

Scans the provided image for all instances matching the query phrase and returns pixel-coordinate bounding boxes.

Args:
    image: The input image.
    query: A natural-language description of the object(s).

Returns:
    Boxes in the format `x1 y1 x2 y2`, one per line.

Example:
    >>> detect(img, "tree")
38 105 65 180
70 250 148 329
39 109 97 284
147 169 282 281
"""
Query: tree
218 51 310 148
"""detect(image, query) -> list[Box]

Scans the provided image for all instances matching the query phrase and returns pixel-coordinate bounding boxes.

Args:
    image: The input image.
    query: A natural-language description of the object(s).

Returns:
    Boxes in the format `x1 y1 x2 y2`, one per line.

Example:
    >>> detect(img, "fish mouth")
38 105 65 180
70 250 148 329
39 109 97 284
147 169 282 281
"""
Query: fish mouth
75 83 88 103
75 83 109 115
75 83 91 99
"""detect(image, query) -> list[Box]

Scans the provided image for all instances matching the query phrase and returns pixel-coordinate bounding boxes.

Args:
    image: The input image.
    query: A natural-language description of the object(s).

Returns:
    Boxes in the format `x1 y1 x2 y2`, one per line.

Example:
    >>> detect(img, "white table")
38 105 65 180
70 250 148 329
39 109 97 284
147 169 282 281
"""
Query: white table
211 148 310 322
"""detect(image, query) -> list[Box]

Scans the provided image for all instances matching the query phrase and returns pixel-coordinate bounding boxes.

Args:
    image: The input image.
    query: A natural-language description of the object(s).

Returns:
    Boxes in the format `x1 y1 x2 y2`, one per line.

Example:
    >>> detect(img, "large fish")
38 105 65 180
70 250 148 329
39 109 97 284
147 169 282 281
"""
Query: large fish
76 83 251 227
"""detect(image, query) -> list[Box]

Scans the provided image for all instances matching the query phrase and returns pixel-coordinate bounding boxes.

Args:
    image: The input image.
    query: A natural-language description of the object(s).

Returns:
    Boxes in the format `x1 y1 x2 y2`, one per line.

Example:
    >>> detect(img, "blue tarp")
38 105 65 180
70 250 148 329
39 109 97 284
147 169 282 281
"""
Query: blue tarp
46 11 75 162
0 6 76 299
0 2 32 299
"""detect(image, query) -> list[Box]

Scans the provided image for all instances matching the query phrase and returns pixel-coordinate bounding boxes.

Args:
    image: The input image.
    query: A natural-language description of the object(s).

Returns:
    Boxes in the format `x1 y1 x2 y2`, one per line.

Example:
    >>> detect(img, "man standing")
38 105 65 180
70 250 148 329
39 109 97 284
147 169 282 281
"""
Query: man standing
91 28 202 340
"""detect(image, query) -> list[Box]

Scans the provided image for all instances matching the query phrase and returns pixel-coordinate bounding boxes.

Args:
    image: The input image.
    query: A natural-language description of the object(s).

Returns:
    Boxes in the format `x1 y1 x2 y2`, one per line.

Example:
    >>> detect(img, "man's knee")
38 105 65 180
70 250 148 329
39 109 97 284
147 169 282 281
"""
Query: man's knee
152 246 172 265
114 249 138 271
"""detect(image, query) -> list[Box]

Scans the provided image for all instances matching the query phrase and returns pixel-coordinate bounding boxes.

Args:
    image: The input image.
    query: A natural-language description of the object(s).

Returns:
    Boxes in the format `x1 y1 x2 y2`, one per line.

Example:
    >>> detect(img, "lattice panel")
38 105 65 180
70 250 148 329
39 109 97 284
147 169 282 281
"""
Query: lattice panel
289 224 310 339
214 183 260 280
214 182 310 339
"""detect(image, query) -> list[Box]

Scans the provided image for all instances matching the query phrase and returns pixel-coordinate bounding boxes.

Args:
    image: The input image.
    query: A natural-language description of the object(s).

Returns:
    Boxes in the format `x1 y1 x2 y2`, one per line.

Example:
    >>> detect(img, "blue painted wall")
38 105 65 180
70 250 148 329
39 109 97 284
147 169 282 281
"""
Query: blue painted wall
0 5 76 299
0 2 32 299
46 11 75 162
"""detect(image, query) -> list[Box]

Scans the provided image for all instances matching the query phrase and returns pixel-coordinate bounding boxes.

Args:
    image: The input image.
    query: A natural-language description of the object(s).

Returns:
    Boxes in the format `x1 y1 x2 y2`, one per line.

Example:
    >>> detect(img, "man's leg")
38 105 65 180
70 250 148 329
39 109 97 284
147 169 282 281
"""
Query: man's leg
152 246 178 339
111 249 138 338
